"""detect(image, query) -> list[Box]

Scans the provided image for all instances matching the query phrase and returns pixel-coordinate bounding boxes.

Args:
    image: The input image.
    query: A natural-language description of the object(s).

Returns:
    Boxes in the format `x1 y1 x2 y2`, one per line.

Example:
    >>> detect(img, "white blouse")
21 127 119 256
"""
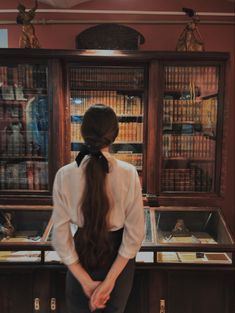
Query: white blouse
52 152 145 266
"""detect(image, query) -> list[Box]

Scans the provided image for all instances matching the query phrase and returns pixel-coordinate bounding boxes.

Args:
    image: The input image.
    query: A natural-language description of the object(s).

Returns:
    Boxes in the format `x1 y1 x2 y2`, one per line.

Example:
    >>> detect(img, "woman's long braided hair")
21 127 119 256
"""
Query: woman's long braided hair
76 104 119 269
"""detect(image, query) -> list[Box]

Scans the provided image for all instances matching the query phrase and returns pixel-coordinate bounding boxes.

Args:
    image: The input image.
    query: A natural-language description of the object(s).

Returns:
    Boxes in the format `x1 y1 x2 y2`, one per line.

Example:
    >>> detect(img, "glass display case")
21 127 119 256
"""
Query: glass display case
0 62 49 193
0 208 51 263
142 207 234 265
1 206 234 266
161 65 219 193
69 65 145 182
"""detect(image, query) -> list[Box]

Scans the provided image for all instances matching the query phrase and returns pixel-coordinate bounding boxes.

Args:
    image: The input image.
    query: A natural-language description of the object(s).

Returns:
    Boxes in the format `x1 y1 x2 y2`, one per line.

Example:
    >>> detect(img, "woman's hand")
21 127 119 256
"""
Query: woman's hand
81 279 102 299
89 255 129 311
67 261 101 299
89 277 115 311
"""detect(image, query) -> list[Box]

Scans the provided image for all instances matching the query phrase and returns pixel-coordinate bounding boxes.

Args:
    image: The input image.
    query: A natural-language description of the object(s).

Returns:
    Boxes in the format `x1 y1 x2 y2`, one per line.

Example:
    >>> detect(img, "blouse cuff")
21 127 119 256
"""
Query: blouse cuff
118 246 137 259
59 253 79 266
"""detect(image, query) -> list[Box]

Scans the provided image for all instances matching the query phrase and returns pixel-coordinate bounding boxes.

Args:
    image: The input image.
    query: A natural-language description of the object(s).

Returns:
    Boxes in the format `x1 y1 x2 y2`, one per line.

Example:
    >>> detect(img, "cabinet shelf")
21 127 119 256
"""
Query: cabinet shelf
164 90 218 99
70 87 144 92
164 121 201 125
163 157 215 162
70 114 143 118
0 156 47 161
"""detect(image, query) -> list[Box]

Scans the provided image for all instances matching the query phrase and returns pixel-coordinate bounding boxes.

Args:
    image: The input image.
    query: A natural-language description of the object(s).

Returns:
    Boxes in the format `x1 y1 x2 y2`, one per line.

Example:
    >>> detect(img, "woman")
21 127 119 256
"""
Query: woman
52 104 144 313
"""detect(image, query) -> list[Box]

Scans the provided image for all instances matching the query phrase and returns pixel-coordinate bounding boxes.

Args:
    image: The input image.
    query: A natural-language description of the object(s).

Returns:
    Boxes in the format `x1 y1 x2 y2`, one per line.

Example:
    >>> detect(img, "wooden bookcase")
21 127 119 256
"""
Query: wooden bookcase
0 49 229 205
0 49 234 313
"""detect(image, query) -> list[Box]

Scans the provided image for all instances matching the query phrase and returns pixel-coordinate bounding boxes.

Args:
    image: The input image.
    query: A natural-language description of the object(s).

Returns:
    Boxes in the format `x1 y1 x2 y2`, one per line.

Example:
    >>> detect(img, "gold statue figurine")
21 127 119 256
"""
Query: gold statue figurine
16 0 40 48
176 8 204 52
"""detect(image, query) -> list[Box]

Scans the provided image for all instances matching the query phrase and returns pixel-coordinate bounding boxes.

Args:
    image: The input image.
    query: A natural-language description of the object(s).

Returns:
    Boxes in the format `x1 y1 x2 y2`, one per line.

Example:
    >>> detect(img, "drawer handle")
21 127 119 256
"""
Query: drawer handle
160 299 165 313
34 298 40 311
51 298 56 311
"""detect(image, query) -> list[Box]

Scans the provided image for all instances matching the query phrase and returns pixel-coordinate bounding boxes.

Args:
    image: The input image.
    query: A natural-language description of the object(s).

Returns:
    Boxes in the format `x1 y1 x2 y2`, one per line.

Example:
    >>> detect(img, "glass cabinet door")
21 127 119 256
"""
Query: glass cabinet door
161 65 219 193
69 65 145 182
0 63 49 192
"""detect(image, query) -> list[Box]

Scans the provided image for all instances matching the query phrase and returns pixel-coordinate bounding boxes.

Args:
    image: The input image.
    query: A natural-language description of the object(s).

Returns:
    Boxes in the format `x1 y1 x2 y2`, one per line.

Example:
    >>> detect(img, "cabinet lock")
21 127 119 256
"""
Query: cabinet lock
51 298 56 311
34 298 40 311
160 299 165 313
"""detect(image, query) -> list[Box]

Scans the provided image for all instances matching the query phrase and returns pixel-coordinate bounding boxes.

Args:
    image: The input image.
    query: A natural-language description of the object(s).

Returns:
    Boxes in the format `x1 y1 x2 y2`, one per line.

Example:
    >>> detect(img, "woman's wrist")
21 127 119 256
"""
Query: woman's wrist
105 254 129 283
105 271 117 283
68 261 93 286
78 271 94 286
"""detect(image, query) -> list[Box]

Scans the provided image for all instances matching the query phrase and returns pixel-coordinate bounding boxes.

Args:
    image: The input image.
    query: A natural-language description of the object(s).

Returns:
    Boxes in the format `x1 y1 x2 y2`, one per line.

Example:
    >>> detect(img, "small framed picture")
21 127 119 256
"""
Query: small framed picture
1 85 15 100
15 85 27 101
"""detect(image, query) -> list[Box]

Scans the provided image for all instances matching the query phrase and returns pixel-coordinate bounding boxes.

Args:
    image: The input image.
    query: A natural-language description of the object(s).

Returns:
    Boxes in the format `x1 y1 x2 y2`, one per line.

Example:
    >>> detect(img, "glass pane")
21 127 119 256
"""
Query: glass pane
154 208 232 264
69 66 145 182
0 209 51 262
161 65 219 193
0 64 49 191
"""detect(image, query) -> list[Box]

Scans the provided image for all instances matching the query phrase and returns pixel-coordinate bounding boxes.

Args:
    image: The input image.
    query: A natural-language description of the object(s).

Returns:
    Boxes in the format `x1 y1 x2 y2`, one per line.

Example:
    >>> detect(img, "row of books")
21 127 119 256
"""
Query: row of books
161 165 214 192
0 161 48 190
117 122 143 143
70 90 143 116
163 99 217 124
113 152 142 169
0 100 25 119
70 151 143 169
164 66 218 93
0 65 47 90
0 85 28 101
71 122 143 143
162 134 215 159
69 66 144 89
201 97 218 126
0 130 48 158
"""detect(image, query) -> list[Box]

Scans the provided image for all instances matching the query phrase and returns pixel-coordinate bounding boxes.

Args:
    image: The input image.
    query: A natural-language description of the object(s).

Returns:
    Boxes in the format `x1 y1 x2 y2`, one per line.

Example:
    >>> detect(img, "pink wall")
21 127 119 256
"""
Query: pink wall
0 0 234 51
1 0 235 232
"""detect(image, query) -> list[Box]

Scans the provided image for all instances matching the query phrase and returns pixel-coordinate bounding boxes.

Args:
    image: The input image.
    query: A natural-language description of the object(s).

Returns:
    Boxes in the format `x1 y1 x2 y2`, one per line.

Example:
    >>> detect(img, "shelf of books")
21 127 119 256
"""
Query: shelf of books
69 65 145 178
0 63 49 192
161 65 219 193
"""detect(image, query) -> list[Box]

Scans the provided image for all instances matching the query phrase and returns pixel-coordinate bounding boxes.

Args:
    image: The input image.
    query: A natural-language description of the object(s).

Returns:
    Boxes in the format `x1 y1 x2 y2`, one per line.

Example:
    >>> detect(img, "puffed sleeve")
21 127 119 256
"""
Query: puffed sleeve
118 168 145 259
52 169 79 265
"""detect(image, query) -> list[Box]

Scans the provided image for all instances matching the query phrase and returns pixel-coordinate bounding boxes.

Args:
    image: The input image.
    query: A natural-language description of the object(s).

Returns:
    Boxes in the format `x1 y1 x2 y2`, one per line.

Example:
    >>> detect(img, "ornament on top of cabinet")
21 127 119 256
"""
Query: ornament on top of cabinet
16 0 41 48
76 24 145 50
176 8 205 52
37 0 91 8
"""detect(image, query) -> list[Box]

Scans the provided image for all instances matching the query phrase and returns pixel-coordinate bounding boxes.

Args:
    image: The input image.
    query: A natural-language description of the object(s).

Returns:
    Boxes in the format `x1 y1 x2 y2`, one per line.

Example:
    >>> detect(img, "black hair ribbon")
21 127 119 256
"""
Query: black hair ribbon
75 144 109 173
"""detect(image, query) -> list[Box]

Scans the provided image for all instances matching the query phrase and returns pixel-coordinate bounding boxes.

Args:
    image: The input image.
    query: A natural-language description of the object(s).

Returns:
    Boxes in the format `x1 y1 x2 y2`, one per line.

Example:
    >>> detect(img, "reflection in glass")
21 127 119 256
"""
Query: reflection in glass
161 66 219 193
0 64 48 191
69 66 145 181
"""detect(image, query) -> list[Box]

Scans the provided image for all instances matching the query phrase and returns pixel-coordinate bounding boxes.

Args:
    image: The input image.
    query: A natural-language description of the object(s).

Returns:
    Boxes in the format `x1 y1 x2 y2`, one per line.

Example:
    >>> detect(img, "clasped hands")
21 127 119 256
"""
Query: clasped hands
82 277 115 311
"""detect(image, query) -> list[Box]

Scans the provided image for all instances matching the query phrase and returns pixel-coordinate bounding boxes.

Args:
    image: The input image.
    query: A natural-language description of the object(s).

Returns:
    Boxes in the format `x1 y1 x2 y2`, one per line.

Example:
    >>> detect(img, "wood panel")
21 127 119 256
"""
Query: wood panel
167 270 235 313
125 269 149 313
0 270 33 313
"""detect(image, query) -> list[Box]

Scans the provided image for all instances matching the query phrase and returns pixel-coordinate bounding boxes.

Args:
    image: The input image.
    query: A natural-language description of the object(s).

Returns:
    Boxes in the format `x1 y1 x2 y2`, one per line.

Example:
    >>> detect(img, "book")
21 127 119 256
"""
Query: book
1 85 14 100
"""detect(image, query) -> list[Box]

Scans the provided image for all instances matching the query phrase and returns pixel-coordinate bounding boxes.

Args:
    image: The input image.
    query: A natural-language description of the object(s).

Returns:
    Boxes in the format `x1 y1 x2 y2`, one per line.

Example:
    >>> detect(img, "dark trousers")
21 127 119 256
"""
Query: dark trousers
66 258 135 313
